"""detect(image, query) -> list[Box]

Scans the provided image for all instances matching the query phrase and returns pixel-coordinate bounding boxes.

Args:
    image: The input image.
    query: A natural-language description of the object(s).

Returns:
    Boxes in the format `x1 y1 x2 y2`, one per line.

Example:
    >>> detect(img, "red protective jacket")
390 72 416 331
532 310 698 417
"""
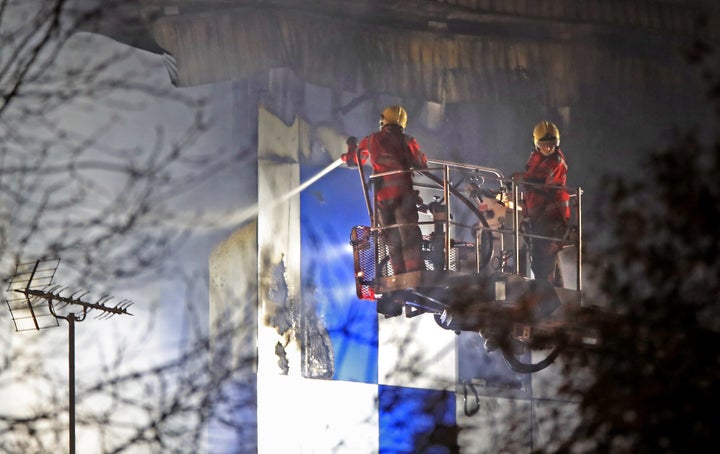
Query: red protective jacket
523 147 570 221
346 125 427 201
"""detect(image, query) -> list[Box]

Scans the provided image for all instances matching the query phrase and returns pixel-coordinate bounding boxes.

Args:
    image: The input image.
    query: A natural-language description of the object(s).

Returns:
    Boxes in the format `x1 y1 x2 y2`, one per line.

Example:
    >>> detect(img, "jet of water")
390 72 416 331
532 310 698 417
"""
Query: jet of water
182 157 346 230
275 157 345 204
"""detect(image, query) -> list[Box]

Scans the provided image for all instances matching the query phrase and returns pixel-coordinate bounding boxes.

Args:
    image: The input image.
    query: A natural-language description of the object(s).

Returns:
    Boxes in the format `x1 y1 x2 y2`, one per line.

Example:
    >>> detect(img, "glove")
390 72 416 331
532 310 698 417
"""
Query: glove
346 136 358 149
341 150 358 167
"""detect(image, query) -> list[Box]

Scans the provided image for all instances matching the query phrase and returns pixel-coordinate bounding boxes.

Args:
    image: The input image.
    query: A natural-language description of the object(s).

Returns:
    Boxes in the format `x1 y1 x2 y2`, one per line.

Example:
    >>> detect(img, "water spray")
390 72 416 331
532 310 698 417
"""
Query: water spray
208 157 346 229
276 157 345 204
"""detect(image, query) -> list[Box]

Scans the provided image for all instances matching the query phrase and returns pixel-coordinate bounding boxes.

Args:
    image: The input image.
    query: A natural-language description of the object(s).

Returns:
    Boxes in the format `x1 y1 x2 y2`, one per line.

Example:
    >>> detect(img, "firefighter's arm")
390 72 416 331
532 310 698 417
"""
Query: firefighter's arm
407 137 427 169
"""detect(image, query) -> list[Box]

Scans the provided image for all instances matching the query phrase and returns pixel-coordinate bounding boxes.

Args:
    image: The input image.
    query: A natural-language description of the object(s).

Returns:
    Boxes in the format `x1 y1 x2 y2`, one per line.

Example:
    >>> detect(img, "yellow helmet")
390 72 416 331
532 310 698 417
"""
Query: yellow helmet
379 105 408 130
532 120 560 148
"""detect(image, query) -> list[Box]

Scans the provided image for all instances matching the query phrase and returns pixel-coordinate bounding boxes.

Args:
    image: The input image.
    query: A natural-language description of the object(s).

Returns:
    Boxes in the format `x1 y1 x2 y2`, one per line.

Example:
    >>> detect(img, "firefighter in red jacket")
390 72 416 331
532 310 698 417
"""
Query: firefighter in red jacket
516 120 570 285
342 105 428 275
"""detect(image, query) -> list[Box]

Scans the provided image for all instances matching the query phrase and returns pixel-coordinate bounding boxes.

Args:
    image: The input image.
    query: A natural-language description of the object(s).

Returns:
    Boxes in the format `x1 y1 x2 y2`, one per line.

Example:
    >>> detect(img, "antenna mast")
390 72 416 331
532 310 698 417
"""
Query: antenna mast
5 258 133 454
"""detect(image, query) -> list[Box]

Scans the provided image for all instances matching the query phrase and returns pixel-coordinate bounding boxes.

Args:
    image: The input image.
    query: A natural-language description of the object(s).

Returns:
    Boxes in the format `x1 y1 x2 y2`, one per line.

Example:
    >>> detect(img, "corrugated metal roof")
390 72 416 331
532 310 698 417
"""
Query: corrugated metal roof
147 1 704 107
428 0 698 35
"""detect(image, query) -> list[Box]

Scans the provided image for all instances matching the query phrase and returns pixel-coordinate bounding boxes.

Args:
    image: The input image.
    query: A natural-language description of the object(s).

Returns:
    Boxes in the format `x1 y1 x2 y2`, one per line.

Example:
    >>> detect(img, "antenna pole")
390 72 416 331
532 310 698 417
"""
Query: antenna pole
68 313 76 454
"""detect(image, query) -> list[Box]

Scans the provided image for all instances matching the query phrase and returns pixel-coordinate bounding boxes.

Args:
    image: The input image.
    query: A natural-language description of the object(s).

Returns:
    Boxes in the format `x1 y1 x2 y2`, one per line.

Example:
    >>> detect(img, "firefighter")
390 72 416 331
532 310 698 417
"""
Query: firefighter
515 120 570 285
342 105 428 275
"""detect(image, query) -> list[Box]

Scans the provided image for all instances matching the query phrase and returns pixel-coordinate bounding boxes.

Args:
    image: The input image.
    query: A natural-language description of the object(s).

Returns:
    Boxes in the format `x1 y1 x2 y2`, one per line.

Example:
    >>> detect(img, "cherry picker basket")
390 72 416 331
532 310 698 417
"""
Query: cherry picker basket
351 225 388 300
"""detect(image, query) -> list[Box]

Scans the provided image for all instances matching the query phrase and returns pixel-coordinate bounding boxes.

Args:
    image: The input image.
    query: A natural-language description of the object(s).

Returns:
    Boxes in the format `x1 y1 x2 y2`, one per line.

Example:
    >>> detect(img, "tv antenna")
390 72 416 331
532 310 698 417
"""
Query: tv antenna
4 258 133 454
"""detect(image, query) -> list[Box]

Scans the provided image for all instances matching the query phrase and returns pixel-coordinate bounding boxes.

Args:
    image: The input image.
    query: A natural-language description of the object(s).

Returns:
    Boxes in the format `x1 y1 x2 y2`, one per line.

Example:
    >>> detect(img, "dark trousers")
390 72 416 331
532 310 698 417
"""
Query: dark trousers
528 216 566 285
377 194 424 274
